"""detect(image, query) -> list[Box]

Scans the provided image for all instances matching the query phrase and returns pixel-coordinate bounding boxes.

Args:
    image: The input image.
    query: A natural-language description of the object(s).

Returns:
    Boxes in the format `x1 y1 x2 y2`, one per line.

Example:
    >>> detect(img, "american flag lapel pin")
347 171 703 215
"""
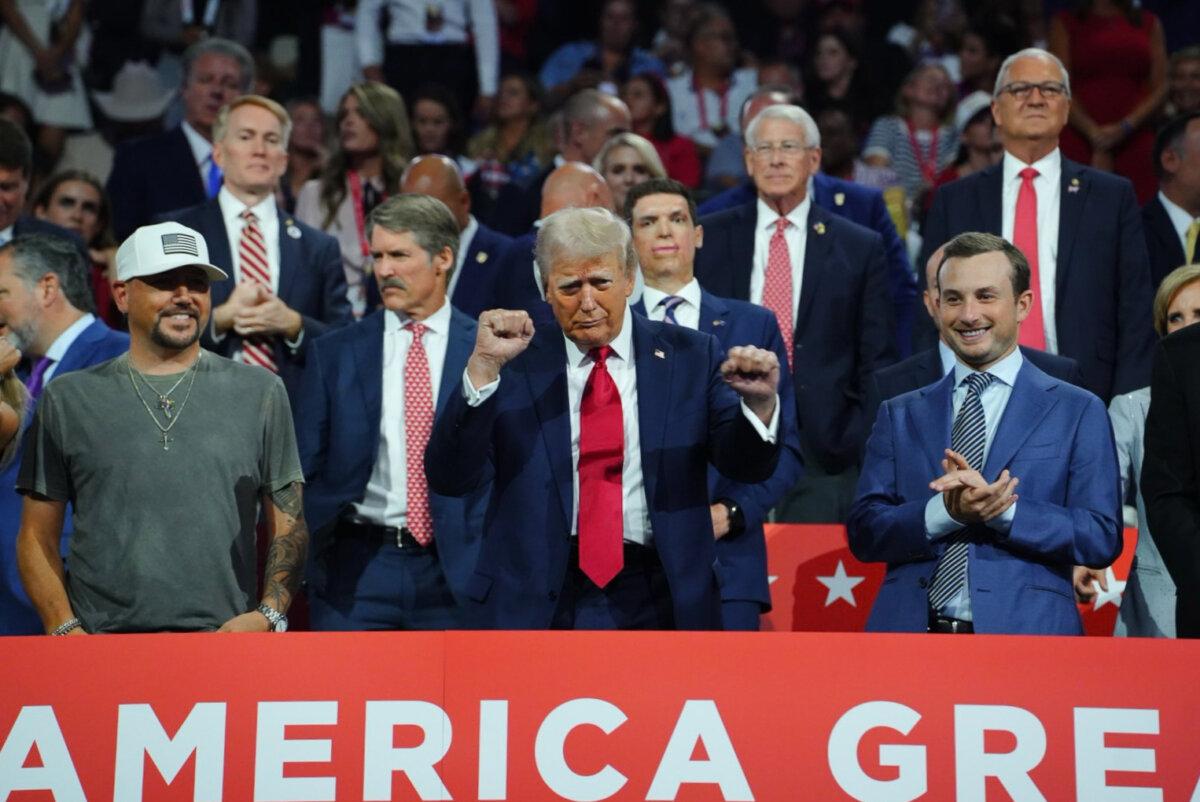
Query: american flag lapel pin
286 219 302 238
654 348 665 359
712 319 726 327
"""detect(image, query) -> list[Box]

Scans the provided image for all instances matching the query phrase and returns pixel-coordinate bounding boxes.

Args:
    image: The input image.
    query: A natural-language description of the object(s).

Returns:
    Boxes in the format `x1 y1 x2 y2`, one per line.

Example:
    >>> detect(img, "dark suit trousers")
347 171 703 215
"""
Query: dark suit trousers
551 541 676 630
309 521 463 631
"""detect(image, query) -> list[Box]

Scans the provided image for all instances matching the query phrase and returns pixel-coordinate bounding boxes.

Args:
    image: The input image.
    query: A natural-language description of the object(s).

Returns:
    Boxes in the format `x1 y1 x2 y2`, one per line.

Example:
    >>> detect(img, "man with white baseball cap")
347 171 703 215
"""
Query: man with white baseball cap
15 221 309 635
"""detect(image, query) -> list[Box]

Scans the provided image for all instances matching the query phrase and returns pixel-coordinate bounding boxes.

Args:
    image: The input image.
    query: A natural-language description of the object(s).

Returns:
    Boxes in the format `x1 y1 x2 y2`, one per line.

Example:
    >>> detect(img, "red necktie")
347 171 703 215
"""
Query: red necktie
237 210 279 372
1013 167 1047 349
578 345 624 588
763 218 794 367
404 322 434 545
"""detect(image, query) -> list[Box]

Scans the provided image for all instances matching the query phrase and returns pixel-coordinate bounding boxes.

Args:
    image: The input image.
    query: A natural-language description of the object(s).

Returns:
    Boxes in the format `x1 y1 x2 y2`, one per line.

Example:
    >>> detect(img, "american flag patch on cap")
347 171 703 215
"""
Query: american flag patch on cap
161 232 199 256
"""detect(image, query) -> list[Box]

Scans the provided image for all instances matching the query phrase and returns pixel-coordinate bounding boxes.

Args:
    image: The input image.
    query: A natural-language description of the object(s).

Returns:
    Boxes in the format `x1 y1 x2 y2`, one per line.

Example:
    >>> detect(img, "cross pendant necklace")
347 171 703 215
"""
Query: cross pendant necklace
127 353 202 451
159 396 175 419
159 431 173 451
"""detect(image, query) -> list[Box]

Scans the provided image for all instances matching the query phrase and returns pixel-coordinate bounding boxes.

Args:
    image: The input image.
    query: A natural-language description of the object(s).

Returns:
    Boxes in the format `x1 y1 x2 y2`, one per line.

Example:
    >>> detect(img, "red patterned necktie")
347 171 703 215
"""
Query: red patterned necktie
237 209 278 372
1013 167 1047 349
404 322 434 545
763 218 794 368
578 345 624 588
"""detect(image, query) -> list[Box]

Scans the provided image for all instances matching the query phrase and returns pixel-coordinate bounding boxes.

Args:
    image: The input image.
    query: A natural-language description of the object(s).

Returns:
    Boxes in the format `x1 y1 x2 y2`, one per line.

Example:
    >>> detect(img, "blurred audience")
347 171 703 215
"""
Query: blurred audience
806 30 878 137
863 62 957 202
621 73 701 188
593 131 666 214
538 0 664 104
411 83 474 177
1166 46 1200 118
281 97 329 214
296 81 414 316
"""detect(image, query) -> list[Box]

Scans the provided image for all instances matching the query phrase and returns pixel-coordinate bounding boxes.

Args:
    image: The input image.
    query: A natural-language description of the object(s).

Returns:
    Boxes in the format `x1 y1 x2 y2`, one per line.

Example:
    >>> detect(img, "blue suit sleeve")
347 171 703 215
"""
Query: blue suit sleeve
1112 181 1157 396
295 339 330 483
710 313 803 529
847 400 938 564
426 375 500 497
297 234 352 344
705 335 781 485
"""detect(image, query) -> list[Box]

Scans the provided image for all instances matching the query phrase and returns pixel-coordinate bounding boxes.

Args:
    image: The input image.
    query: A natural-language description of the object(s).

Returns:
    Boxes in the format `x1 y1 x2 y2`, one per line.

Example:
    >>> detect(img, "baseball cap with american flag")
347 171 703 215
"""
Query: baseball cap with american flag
115 221 228 283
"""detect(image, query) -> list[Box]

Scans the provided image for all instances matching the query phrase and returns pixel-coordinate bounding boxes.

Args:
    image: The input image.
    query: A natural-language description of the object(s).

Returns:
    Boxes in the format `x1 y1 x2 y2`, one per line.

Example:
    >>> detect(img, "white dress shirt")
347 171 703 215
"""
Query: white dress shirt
355 0 499 95
463 304 779 545
1001 148 1061 353
41 313 96 384
923 346 1024 620
355 299 453 527
0 225 12 247
641 278 702 330
751 195 811 322
1157 190 1198 258
180 120 214 190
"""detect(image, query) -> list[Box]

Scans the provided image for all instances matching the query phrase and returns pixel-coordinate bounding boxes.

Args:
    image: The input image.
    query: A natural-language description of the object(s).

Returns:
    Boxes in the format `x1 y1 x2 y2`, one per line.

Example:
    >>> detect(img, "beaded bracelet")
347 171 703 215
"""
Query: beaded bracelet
51 617 81 636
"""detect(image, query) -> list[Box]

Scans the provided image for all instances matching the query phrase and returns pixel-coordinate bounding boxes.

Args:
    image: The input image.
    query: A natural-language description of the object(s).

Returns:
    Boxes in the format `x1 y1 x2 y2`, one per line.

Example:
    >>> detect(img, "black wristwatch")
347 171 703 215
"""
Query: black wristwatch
717 498 745 535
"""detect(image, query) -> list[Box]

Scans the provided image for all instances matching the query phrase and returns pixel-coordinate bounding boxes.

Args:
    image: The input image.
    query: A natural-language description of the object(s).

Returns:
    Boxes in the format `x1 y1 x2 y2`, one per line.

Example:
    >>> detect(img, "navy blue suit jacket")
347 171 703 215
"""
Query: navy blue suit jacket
296 307 485 608
695 201 897 473
491 230 557 330
108 126 208 240
425 313 781 630
918 159 1156 401
863 344 1084 452
0 318 128 634
699 173 917 352
161 200 351 406
1142 195 1192 289
633 291 803 609
849 359 1123 634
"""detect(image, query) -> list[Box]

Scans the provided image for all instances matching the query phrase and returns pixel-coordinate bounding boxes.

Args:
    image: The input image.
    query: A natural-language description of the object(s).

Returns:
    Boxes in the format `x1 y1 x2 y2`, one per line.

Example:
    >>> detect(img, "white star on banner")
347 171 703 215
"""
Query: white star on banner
816 560 865 607
1091 567 1127 611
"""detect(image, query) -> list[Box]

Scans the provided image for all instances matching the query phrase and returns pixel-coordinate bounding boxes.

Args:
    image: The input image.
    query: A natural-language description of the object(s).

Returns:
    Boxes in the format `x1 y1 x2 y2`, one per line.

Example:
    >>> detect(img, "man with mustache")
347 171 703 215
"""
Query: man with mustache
162 94 351 419
297 194 486 630
0 235 127 634
16 221 308 635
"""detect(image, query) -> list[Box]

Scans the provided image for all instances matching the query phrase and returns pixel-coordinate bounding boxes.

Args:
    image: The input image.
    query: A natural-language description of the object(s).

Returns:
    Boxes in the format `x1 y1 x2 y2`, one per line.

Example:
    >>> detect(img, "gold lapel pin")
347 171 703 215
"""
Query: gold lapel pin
1068 177 1081 194
814 222 826 235
834 192 845 206
712 319 726 327
476 251 488 263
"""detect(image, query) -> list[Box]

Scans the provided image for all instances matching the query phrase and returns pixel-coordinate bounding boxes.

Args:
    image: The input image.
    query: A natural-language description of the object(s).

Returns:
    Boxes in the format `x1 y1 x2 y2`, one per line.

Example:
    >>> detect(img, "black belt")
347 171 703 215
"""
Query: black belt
567 539 661 571
928 613 974 634
337 517 432 551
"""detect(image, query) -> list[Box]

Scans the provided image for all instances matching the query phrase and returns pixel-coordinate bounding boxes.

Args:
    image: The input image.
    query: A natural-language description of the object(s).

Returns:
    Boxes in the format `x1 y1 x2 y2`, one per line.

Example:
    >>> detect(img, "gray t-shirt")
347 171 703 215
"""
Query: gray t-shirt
18 353 303 633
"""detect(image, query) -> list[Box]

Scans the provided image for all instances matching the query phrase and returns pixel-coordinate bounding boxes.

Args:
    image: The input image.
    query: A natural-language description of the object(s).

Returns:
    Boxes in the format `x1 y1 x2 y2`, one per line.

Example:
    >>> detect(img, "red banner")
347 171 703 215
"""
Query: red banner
2 631 1198 800
762 525 1138 635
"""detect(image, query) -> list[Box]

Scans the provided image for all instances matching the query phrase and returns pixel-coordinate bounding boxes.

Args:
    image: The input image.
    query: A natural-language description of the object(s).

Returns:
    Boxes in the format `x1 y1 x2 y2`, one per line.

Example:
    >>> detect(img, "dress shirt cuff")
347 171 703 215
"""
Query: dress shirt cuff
463 369 499 406
924 494 963 540
739 394 779 443
284 328 305 352
985 501 1016 534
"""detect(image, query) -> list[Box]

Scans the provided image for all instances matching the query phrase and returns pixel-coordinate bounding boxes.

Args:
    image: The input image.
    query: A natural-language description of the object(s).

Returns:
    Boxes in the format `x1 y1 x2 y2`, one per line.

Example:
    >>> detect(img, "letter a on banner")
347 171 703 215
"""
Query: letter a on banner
646 700 752 801
0 706 85 801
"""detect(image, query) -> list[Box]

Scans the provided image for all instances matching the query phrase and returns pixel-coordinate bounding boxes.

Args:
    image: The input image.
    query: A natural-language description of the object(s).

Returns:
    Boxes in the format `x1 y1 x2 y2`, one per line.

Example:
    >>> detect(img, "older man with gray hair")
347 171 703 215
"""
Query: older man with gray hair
426 205 782 630
695 103 897 523
297 193 485 630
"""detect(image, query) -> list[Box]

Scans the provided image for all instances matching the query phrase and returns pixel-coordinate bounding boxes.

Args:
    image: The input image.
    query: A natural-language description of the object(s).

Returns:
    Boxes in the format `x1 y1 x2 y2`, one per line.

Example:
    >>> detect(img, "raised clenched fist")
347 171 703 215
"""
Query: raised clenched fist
467 309 535 388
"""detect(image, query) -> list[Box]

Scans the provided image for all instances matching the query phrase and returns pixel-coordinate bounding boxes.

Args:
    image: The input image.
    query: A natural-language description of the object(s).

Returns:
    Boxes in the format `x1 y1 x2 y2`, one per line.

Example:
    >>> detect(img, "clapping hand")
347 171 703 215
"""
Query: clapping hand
929 449 1019 524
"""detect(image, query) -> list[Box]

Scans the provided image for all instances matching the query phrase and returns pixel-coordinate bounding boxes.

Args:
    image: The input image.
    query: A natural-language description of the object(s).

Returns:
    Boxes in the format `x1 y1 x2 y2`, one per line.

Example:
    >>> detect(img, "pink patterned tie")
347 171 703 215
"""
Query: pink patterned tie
404 322 434 545
763 218 794 368
237 210 278 372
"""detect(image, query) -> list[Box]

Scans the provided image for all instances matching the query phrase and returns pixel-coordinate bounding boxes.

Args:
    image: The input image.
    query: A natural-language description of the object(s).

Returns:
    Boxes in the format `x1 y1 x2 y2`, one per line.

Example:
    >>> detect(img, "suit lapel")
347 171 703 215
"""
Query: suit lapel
632 315 672 513
54 320 101 375
917 347 945 384
796 206 833 334
353 312 385 429
730 205 757 299
437 312 475 418
1055 160 1087 298
698 288 730 342
524 331 574 531
977 164 1003 234
983 362 1056 478
276 208 300 303
917 372 956 475
202 201 235 310
1146 197 1186 265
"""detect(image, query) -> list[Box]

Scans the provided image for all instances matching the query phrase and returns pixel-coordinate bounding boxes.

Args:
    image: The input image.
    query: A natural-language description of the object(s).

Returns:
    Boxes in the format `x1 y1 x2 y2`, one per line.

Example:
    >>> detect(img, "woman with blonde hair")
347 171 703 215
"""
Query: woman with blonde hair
593 131 666 215
296 82 414 316
1098 263 1200 638
0 338 24 469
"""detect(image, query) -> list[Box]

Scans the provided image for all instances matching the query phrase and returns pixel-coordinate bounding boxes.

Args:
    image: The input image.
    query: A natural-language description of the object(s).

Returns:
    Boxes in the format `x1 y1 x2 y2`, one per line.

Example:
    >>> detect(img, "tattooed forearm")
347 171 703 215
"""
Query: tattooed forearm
261 481 309 613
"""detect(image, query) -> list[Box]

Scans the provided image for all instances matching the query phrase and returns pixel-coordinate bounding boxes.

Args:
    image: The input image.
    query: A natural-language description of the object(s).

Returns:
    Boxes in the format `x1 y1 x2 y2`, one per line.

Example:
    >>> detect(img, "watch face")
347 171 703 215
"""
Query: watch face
276 618 288 633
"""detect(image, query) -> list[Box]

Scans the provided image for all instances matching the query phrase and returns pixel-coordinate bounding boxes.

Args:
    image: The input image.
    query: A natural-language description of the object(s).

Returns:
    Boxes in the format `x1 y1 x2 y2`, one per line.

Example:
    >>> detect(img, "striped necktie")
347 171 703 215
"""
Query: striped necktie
657 295 685 324
927 371 996 612
237 210 278 372
1186 219 1200 264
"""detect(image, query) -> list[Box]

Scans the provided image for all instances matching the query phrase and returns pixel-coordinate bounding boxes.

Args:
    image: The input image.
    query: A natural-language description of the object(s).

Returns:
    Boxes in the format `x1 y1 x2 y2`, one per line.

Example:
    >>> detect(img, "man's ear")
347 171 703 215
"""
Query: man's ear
113 281 130 313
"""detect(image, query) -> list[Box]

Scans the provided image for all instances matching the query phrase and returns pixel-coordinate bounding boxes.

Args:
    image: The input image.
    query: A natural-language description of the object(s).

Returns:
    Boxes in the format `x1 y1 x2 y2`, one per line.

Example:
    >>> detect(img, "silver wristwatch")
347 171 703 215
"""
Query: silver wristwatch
257 603 288 632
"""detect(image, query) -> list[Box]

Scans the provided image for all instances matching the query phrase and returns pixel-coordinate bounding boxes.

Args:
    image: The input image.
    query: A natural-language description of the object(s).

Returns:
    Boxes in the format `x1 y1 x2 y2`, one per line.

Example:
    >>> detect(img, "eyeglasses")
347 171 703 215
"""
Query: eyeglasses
997 81 1068 100
750 140 810 159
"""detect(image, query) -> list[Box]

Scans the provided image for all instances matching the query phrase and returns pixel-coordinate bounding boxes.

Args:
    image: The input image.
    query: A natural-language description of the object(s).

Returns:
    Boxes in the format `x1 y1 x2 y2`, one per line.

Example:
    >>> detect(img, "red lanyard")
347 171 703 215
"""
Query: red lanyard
905 120 941 186
693 75 730 132
347 170 384 258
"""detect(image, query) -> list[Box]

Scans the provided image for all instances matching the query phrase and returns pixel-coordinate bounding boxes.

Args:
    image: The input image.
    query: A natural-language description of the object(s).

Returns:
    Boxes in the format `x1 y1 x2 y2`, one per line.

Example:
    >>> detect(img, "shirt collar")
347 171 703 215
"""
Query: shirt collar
45 313 96 362
952 344 1024 389
1157 190 1196 233
385 297 452 335
641 277 701 316
563 301 634 367
757 194 811 232
219 186 277 226
180 120 212 166
937 339 956 375
0 225 13 245
1002 147 1061 184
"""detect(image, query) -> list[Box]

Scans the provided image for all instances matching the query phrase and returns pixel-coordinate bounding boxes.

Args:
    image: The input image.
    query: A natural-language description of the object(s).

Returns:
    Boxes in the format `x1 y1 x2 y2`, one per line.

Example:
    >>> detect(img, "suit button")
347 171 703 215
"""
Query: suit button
918 577 928 589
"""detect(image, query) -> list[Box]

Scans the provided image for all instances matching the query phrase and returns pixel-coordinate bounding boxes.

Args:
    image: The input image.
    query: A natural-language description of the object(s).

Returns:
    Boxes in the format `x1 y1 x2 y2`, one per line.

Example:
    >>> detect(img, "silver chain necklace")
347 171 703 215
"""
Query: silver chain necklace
126 352 202 451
